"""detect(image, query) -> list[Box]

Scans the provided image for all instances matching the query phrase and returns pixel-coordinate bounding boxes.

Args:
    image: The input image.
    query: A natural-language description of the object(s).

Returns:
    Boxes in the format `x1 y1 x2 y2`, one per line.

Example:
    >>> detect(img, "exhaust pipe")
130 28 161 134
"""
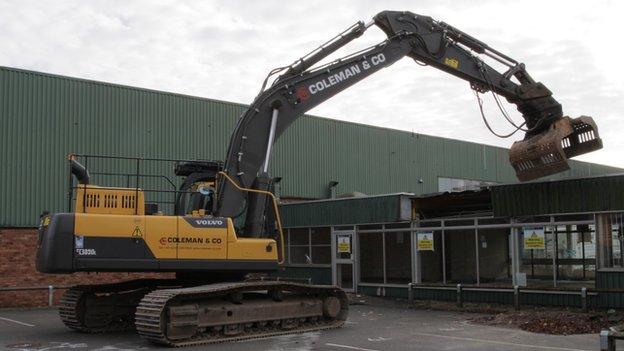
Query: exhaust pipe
70 158 90 184
509 116 602 181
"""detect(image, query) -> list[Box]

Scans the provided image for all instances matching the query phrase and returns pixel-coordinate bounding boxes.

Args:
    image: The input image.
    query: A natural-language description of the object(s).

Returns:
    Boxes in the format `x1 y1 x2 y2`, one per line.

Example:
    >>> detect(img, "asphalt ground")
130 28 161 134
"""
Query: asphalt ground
0 301 611 351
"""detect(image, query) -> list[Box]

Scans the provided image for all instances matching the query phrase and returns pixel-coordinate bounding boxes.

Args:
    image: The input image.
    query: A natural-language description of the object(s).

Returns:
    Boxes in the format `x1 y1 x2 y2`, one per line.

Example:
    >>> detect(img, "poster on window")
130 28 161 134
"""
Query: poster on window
417 232 434 251
523 227 545 249
337 235 351 253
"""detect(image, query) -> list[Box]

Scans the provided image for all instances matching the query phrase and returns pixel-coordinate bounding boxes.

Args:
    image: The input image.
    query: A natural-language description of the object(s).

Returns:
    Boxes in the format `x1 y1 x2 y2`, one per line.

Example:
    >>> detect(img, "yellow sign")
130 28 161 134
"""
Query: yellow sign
523 227 545 249
417 232 434 251
337 236 351 253
132 226 143 238
444 57 459 69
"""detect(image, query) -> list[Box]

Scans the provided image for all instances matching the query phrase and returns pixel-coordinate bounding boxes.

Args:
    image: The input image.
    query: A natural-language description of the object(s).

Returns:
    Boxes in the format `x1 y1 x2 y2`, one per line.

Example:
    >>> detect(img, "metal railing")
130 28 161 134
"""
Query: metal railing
68 154 222 216
0 285 70 307
407 283 602 312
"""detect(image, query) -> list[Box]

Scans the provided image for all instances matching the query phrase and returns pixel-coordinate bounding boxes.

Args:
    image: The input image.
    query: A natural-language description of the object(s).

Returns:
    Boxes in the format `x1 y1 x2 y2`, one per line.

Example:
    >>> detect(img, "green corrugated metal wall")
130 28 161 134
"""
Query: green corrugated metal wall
383 287 618 309
596 270 624 289
280 194 410 227
492 174 624 217
596 271 624 307
1 66 621 226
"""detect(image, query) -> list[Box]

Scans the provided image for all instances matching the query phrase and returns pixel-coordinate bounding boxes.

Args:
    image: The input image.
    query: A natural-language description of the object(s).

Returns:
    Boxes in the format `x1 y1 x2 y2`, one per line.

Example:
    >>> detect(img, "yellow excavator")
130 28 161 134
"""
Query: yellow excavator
36 10 602 346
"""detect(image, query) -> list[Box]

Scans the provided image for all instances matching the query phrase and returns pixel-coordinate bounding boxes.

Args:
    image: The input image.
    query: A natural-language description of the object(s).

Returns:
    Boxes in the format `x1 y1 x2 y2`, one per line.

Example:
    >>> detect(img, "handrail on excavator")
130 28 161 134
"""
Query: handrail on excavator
218 171 286 265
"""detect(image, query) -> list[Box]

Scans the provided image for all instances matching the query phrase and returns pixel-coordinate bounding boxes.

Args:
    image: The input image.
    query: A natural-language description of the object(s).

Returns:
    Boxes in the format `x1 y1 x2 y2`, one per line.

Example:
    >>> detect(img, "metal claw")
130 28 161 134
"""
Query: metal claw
509 116 602 182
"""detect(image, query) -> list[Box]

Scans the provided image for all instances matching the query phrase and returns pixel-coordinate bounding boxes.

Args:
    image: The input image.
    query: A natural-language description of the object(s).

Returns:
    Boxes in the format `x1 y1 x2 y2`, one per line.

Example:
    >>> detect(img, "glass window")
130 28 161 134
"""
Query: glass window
311 227 331 245
285 227 331 265
521 226 556 283
338 264 353 290
445 229 477 284
477 228 510 283
290 228 309 245
359 232 384 283
289 228 310 264
310 227 331 264
521 224 597 284
290 246 311 264
554 224 594 280
312 246 331 264
419 230 444 283
385 231 411 284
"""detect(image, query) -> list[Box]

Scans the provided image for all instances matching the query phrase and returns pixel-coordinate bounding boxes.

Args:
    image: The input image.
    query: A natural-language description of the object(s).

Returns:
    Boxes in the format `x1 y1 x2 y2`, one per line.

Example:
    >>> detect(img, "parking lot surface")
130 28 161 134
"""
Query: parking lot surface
0 302 604 351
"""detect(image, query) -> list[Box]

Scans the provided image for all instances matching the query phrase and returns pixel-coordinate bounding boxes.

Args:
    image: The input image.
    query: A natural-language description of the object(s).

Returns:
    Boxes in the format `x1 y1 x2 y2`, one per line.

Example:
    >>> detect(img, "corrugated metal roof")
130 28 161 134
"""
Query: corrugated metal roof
1 66 622 226
280 194 412 227
491 174 624 216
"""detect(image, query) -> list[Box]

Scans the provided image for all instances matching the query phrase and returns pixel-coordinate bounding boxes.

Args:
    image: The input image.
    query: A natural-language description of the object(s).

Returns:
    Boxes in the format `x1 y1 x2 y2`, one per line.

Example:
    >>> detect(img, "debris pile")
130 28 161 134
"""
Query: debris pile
472 310 613 335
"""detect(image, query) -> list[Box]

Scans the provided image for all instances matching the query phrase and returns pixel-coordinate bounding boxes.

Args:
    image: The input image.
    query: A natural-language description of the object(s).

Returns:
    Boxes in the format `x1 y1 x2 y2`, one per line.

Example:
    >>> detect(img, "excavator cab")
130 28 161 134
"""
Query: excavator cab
173 160 222 216
509 116 602 181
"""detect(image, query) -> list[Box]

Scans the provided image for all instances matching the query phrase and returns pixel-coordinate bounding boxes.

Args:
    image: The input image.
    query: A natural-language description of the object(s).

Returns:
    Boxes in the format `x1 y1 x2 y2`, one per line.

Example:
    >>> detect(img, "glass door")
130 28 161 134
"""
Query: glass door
332 230 356 292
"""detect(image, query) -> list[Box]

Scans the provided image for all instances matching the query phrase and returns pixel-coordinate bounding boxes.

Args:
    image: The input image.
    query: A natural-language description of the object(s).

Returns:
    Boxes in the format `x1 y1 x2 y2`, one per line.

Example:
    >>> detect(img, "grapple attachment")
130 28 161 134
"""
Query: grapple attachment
509 116 602 181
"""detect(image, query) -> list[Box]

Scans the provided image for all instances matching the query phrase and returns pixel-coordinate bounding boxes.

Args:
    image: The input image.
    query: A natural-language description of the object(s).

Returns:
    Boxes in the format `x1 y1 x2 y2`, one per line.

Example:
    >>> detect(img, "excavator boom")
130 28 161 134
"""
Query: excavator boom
216 10 602 238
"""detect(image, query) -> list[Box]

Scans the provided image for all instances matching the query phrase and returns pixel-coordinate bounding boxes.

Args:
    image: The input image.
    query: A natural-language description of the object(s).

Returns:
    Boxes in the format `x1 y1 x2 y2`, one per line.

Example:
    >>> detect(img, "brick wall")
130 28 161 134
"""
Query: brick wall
0 228 173 308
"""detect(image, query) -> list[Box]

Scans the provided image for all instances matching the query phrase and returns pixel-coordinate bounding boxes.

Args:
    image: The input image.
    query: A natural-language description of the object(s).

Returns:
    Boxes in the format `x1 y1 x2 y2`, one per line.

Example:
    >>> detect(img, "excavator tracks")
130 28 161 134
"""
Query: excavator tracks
135 281 348 347
59 279 180 333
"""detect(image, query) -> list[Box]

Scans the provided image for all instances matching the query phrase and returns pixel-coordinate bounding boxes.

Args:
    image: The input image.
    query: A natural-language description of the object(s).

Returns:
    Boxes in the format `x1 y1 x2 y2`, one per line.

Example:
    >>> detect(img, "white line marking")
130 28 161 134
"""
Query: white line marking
0 316 35 327
412 332 591 351
325 343 382 351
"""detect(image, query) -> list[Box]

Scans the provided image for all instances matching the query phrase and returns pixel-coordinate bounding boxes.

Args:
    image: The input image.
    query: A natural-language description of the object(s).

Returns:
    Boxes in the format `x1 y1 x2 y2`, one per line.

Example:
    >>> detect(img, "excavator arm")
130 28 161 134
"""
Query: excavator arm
374 11 560 132
215 10 602 237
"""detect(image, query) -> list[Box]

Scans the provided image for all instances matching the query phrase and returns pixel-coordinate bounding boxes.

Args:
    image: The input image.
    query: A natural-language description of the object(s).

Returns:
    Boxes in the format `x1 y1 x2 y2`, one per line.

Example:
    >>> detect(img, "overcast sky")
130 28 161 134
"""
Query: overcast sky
1 0 623 167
